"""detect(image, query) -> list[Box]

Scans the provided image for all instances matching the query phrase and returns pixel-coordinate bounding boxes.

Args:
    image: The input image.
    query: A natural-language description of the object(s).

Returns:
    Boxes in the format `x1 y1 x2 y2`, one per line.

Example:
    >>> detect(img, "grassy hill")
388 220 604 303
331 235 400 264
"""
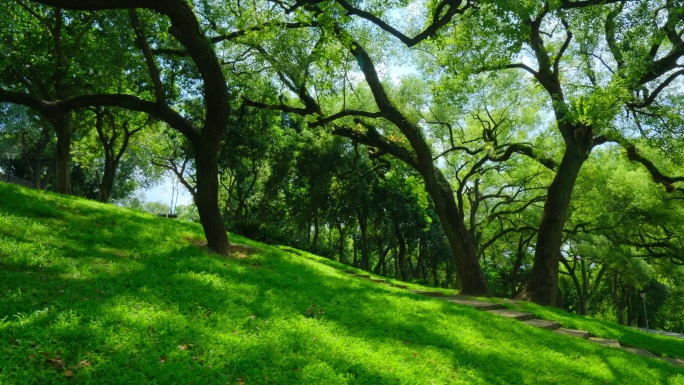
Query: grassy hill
1 183 683 384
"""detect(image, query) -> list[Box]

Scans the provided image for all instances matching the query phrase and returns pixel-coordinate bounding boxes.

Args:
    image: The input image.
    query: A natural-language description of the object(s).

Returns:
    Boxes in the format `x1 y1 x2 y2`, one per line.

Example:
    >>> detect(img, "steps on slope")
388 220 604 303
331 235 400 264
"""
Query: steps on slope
588 337 621 348
524 319 560 330
621 347 657 358
410 290 444 297
486 308 535 321
555 328 590 339
442 297 503 310
662 357 684 367
332 264 683 368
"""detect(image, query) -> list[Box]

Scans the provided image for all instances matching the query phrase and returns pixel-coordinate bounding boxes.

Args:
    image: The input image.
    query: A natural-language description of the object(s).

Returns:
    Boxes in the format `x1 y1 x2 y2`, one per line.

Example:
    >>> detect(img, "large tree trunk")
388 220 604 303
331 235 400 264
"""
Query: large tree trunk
518 138 589 306
53 113 71 194
194 148 230 254
423 168 489 296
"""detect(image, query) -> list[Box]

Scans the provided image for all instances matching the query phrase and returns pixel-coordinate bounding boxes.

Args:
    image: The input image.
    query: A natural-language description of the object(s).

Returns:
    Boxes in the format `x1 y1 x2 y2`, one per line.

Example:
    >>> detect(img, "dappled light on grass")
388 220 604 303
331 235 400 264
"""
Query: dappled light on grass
1 184 683 384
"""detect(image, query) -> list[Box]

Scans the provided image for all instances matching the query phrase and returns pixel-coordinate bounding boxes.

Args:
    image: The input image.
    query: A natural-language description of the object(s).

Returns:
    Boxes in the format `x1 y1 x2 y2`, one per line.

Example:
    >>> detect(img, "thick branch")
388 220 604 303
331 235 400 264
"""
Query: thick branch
129 9 166 103
335 0 469 48
489 143 558 171
331 123 418 169
623 143 684 192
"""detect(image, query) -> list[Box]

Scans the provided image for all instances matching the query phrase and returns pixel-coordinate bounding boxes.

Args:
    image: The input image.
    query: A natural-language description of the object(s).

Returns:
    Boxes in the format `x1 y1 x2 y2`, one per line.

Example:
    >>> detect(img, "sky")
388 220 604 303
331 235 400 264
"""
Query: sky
140 174 193 207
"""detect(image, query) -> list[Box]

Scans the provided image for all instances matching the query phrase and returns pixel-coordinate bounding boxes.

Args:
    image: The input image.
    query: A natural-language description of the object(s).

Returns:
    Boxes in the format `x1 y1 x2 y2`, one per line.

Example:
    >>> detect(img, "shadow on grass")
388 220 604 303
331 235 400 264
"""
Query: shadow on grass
1 184 683 384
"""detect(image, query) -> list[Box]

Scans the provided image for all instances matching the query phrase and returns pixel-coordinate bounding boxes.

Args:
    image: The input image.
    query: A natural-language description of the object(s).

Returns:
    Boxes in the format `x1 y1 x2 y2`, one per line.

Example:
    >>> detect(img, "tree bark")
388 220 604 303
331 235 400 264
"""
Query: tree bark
358 206 370 271
424 168 489 296
417 234 427 282
53 113 72 194
194 147 230 254
312 215 320 253
395 222 408 281
17 0 233 255
518 134 589 306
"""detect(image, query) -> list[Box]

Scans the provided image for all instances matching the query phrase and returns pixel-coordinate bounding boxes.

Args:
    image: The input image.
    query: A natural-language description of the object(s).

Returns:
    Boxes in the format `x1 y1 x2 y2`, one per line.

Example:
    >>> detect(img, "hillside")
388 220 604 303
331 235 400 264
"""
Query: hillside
1 183 683 384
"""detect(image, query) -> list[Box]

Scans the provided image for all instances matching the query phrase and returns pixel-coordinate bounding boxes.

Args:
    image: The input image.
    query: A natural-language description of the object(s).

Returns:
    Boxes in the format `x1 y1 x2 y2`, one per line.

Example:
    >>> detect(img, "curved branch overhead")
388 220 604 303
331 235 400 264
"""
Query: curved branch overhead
27 0 230 144
623 143 684 193
334 0 472 47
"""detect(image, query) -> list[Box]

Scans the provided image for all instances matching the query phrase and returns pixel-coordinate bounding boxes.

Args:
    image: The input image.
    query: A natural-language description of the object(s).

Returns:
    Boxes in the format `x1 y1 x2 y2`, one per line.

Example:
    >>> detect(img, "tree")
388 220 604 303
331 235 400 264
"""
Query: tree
0 0 244 253
407 0 684 305
242 3 492 295
0 104 55 189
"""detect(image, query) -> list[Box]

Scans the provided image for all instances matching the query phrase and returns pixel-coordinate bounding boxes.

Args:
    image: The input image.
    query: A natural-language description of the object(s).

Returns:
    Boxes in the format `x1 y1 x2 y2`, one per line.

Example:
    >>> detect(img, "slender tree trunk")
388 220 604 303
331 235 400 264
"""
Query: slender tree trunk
312 215 320 253
510 247 526 298
53 113 71 194
374 242 390 275
395 223 408 281
194 148 230 254
337 222 345 263
23 125 51 190
518 143 588 306
417 235 427 282
358 207 370 271
431 251 439 287
352 238 358 267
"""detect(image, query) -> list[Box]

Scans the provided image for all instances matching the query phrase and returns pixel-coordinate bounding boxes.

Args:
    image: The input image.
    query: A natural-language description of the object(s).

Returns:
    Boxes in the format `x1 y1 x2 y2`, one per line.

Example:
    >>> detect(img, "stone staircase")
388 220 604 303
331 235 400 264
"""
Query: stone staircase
340 266 684 368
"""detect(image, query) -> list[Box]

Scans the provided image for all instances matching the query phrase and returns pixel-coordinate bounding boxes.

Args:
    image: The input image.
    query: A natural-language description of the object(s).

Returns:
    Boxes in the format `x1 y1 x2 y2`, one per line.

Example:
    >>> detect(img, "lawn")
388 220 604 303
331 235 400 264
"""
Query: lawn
1 183 683 384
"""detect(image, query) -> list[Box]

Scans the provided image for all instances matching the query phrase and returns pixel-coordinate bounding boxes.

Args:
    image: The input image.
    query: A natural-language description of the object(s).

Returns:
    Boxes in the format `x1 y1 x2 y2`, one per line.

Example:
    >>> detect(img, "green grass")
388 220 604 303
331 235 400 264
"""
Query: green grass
482 297 684 359
1 183 683 384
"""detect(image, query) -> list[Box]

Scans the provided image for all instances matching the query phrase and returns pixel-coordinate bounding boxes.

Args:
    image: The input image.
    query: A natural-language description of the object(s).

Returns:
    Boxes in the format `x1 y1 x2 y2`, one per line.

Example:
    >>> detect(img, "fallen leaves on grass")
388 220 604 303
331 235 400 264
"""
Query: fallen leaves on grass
74 360 90 369
46 357 65 370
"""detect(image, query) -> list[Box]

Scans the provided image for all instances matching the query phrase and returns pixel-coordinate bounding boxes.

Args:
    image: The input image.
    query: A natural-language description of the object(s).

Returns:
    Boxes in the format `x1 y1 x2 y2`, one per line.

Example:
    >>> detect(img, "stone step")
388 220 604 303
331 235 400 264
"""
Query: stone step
555 328 590 339
370 278 386 283
662 357 684 367
486 308 535 321
621 347 656 358
442 297 503 310
410 290 444 297
524 319 560 330
353 274 371 278
390 284 408 289
588 337 621 348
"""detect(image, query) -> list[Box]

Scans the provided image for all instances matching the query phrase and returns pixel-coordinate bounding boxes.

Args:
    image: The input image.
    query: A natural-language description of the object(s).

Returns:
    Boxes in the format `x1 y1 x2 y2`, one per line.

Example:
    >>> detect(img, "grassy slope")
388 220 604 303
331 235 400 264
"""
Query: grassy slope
0 184 682 384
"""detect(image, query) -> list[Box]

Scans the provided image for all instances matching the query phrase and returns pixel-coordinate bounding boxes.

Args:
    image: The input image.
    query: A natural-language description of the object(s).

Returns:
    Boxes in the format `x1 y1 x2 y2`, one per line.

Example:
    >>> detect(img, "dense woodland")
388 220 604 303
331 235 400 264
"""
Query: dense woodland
1 0 683 332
